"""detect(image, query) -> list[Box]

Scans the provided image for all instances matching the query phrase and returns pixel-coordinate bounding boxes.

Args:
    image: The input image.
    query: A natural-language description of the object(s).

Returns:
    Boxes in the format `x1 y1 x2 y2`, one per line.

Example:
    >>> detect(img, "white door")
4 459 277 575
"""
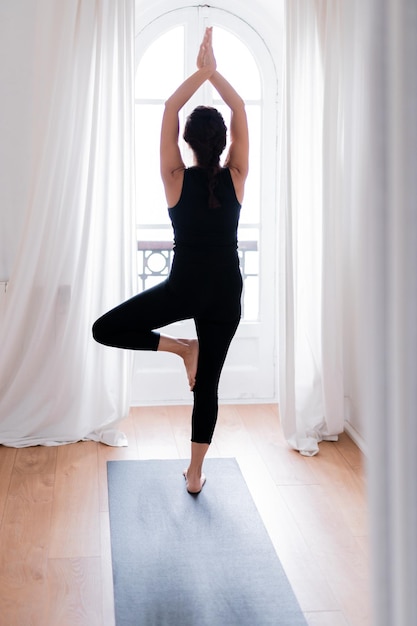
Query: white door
132 6 278 404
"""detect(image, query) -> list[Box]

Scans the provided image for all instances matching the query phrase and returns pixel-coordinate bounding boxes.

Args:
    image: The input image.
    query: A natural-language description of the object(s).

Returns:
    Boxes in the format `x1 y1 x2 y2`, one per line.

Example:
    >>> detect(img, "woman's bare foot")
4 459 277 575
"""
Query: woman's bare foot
157 335 199 390
183 339 199 390
183 469 206 494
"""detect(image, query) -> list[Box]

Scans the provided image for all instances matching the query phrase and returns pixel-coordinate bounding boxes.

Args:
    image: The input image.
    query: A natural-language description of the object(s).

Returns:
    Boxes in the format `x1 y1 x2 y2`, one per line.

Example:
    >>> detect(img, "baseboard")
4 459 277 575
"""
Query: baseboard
344 420 368 457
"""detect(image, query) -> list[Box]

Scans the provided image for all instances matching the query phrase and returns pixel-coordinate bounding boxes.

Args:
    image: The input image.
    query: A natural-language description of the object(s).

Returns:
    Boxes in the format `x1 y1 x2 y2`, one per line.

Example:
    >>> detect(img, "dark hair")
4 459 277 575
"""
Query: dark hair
183 106 227 208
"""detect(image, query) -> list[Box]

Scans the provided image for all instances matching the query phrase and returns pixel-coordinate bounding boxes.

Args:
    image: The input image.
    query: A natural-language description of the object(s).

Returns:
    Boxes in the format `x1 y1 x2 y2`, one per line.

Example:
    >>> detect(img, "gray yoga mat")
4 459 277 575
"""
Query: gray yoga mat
107 458 307 626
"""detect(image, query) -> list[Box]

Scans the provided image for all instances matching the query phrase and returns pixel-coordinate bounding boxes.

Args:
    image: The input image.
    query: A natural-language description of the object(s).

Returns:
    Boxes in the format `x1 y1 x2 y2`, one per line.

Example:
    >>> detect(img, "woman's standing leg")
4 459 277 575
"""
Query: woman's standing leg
184 317 240 493
183 442 210 494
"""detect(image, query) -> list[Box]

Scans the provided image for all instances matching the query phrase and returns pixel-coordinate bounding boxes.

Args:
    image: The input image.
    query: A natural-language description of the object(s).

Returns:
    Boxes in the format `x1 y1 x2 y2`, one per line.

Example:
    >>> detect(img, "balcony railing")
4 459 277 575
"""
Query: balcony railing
137 240 259 319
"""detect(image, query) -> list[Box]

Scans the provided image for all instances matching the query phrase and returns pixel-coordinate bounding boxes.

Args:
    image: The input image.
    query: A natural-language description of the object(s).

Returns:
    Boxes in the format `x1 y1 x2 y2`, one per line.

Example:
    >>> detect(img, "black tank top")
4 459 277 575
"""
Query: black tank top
168 167 241 252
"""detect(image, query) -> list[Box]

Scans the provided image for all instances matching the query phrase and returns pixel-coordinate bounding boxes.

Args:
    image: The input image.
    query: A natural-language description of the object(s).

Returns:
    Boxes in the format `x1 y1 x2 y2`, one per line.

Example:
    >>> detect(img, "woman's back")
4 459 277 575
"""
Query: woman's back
168 167 241 252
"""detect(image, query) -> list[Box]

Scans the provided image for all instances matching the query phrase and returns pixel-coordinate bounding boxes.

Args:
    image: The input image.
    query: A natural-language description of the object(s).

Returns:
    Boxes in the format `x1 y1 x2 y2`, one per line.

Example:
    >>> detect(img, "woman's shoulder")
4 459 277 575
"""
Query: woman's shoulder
224 166 244 205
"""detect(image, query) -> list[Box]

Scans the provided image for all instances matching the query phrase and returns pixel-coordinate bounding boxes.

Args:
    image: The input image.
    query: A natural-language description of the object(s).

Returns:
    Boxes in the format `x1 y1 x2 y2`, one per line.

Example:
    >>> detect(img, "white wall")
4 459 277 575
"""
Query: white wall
343 193 368 450
340 2 370 449
342 137 367 447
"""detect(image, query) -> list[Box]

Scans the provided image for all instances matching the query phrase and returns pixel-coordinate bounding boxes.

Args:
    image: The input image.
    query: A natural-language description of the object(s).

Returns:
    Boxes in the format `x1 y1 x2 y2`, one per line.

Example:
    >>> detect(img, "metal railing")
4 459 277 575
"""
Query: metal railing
137 240 258 318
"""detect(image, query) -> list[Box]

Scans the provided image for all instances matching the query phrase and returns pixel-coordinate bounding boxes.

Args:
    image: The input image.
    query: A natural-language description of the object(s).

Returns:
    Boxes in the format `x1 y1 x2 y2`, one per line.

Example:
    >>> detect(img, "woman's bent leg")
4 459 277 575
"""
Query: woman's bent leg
92 281 189 351
92 281 199 388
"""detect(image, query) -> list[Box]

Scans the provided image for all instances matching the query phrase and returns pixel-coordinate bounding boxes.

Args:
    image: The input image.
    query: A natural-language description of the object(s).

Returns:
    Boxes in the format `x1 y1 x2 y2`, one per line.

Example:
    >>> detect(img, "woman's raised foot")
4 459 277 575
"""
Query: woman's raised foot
183 339 199 390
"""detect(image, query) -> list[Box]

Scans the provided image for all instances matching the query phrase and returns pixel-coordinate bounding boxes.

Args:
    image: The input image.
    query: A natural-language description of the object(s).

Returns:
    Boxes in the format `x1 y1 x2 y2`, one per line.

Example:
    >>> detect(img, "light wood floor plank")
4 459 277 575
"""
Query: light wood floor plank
0 473 54 625
100 511 115 626
239 459 339 614
237 403 317 486
49 442 100 559
334 432 364 470
132 405 180 459
0 445 16 522
280 484 371 625
98 415 138 513
303 440 361 487
46 557 102 626
13 445 57 475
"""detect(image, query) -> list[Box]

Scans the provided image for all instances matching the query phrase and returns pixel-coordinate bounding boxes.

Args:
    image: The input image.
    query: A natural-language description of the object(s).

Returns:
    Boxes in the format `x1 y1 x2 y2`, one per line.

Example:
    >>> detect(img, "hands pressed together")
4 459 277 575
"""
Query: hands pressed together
197 27 217 73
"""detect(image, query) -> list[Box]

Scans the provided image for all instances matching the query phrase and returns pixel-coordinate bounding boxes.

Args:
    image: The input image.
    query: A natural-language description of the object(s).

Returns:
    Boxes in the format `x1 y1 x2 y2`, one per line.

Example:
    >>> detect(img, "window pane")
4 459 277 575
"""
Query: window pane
135 104 167 224
242 276 259 321
135 26 184 99
212 29 261 100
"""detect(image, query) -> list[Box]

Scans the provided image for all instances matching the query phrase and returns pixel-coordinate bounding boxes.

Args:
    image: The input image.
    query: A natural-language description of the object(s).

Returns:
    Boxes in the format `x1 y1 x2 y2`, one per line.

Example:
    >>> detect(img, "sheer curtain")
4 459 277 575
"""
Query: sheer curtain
279 1 344 456
352 1 417 624
0 0 135 446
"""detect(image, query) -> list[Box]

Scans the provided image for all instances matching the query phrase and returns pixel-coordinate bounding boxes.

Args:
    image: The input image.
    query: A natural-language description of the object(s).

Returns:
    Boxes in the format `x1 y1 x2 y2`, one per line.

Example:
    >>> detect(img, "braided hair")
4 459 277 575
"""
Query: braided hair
183 106 227 208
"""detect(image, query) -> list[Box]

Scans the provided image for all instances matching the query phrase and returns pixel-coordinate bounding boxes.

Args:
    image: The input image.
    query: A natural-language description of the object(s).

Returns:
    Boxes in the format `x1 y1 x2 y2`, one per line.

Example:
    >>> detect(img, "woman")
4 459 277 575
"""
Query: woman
93 27 249 494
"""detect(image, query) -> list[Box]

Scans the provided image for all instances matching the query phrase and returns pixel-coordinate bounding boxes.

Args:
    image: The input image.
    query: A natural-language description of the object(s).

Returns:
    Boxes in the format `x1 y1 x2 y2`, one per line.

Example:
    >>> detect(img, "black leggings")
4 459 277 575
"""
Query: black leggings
92 251 242 444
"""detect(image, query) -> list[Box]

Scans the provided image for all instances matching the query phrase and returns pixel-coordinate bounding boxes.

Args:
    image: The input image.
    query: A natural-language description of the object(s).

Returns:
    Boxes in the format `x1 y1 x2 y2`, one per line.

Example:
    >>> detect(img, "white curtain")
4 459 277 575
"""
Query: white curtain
0 0 135 447
279 0 344 455
350 1 417 624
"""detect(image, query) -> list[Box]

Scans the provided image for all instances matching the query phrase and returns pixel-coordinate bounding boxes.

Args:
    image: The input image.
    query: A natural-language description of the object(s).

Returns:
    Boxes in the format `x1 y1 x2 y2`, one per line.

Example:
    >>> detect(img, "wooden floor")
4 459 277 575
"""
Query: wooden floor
0 404 371 626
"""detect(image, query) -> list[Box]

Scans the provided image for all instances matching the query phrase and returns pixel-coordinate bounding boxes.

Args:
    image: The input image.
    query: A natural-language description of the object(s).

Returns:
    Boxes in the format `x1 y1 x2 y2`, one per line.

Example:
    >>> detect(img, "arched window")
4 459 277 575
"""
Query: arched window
133 6 278 403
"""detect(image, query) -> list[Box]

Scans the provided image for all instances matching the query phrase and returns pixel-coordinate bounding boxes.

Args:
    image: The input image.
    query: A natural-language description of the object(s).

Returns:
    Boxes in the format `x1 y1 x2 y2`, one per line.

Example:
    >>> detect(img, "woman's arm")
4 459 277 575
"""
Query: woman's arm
199 29 249 197
210 71 249 180
159 27 248 204
160 29 216 186
160 68 212 180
